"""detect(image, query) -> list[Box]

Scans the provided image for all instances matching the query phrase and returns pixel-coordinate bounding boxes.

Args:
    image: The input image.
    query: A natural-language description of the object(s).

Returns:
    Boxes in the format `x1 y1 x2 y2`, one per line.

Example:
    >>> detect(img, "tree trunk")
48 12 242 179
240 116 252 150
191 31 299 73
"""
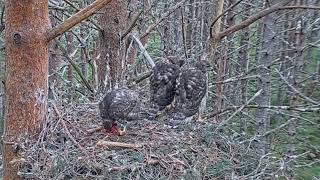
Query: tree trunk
286 1 305 177
212 0 225 122
48 11 63 100
186 0 194 54
163 1 171 56
80 0 89 79
237 1 251 134
255 0 276 157
98 0 127 91
3 1 50 179
66 32 75 102
207 0 225 55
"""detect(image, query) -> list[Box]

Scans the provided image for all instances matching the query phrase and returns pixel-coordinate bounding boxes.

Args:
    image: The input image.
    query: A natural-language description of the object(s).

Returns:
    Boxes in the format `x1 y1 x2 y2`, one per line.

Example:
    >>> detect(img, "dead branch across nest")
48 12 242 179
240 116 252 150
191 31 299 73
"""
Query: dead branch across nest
96 140 142 149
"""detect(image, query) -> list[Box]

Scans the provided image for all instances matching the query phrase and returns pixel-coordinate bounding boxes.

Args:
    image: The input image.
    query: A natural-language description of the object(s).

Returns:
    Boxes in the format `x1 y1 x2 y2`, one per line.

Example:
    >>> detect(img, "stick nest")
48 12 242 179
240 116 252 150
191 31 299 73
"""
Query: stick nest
12 103 225 179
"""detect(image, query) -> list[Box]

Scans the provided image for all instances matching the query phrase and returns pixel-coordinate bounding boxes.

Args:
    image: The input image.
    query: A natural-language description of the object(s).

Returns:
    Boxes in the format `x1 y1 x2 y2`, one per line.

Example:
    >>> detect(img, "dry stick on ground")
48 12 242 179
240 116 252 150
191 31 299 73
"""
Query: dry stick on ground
46 0 112 42
214 89 263 132
52 103 89 156
97 140 142 149
108 159 159 171
86 126 104 134
276 69 319 105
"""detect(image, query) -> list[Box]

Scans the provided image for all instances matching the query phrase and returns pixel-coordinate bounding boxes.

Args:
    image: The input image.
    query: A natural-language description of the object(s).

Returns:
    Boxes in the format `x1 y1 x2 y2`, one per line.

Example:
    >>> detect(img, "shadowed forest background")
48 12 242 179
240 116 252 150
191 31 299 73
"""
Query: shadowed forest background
0 0 319 179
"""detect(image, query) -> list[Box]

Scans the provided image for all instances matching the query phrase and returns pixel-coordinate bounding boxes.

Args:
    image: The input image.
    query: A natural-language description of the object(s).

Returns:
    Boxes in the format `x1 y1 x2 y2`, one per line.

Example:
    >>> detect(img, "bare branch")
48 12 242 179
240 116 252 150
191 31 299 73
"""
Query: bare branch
56 41 95 93
63 0 102 30
121 10 143 40
214 89 263 132
206 105 320 119
46 0 112 42
215 4 320 40
131 33 155 68
127 71 153 88
209 0 245 38
279 5 320 10
52 103 88 156
276 69 319 105
140 0 186 39
215 0 293 40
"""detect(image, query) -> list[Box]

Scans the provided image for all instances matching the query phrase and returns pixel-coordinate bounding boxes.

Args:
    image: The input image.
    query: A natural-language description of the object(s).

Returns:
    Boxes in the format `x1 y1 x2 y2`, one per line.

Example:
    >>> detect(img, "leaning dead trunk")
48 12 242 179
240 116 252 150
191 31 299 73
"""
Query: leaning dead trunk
3 1 50 179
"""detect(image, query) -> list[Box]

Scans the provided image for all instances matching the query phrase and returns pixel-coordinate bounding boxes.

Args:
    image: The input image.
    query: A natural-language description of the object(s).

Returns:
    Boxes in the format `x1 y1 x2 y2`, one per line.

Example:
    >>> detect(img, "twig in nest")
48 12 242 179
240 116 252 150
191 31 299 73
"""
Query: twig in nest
86 126 104 134
52 103 88 155
108 159 159 171
96 140 142 149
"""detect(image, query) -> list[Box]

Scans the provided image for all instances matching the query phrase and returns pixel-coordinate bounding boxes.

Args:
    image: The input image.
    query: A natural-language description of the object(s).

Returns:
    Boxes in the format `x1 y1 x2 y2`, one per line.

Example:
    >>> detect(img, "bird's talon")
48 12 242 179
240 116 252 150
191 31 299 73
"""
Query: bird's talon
118 126 126 136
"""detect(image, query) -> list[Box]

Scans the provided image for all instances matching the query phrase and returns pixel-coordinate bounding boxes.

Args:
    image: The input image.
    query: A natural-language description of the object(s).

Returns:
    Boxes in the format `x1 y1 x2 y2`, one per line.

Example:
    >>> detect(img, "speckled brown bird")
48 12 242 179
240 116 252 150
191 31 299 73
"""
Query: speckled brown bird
99 88 143 135
149 58 184 118
168 60 211 126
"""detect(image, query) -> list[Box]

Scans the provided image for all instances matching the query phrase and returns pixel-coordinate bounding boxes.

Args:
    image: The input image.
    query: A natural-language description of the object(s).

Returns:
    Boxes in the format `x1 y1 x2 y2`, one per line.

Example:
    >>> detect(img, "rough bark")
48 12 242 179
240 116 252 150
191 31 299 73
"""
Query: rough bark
98 0 128 91
3 0 114 178
3 1 50 179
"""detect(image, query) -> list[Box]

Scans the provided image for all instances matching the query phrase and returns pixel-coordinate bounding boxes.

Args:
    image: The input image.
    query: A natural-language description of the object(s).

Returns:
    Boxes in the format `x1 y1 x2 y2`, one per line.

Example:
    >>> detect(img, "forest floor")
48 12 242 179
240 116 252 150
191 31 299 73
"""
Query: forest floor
17 103 228 179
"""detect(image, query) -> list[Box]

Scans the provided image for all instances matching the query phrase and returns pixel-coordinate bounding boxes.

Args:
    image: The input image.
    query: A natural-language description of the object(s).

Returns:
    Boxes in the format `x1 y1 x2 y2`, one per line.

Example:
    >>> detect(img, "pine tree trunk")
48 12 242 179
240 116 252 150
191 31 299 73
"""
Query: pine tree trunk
98 0 127 91
3 1 50 179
